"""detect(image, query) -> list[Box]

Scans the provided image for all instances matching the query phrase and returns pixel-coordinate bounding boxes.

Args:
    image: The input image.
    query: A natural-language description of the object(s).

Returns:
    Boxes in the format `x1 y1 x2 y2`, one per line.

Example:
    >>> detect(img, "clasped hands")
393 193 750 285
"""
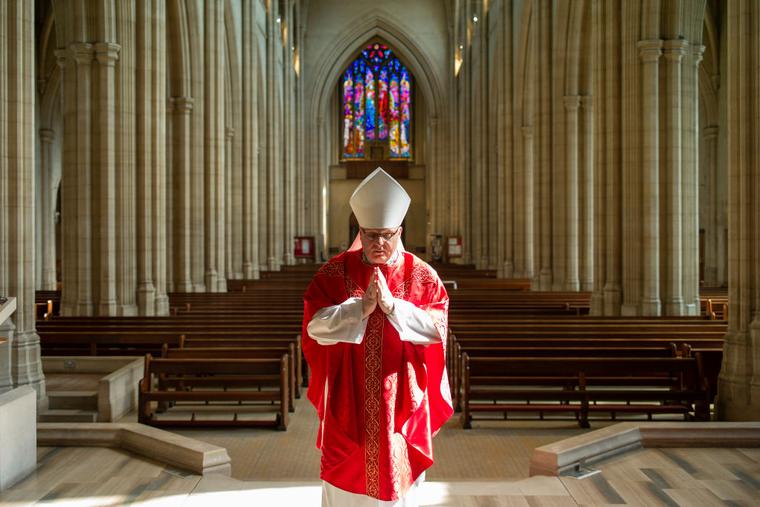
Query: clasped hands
362 267 395 318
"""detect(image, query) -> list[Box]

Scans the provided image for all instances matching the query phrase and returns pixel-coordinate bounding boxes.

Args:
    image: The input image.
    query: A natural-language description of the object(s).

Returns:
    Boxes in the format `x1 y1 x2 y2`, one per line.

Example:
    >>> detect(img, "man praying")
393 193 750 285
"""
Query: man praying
303 168 453 506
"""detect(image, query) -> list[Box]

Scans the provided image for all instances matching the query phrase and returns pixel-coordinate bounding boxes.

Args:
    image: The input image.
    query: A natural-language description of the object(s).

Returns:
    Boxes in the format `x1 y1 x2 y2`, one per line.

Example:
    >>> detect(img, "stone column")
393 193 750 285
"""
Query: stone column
242 0 260 279
563 95 580 291
717 0 760 420
282 6 296 267
55 50 75 315
536 0 552 290
579 95 593 291
477 4 489 270
661 39 687 315
73 43 95 315
225 126 235 279
501 3 514 278
38 129 57 290
94 42 120 315
0 0 10 393
5 0 46 398
589 3 605 316
203 0 226 292
171 97 194 291
599 2 621 316
702 125 719 286
638 40 662 315
681 44 704 315
136 2 157 314
116 0 138 315
266 1 281 272
520 126 534 280
153 1 169 312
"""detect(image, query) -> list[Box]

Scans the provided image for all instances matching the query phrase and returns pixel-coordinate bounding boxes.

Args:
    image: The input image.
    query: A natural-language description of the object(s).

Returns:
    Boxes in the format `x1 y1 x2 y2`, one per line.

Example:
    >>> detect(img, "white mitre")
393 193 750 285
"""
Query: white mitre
349 167 411 228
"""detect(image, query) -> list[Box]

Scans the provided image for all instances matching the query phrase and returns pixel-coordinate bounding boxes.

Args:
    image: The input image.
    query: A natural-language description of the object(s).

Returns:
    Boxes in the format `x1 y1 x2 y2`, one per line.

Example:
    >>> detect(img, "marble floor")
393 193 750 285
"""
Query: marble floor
1 445 759 506
2 396 758 506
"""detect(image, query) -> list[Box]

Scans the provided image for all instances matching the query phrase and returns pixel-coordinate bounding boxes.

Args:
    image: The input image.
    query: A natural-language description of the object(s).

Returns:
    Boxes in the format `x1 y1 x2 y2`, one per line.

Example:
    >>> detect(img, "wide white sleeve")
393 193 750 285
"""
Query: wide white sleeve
306 297 368 346
386 298 441 345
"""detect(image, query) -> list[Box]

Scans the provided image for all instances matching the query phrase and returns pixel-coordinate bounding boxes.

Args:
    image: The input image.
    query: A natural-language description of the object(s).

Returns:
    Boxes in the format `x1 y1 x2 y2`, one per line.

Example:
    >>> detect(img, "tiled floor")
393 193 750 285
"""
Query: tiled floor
2 444 759 506
3 397 759 506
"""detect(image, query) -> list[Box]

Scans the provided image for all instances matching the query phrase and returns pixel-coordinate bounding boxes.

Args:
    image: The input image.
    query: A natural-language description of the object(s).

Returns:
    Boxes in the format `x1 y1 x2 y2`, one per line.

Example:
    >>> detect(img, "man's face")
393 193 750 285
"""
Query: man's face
359 226 402 265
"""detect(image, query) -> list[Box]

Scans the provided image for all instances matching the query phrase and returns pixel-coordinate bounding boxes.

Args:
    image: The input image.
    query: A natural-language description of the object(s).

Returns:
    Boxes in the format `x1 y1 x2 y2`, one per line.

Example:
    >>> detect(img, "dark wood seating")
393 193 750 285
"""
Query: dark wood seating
162 343 299 409
138 354 290 429
460 354 710 429
448 343 681 410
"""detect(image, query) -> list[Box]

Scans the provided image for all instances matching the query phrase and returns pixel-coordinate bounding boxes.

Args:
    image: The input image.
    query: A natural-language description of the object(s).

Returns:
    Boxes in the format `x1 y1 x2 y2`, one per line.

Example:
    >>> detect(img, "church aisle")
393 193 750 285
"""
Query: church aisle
2 443 758 506
0 399 760 507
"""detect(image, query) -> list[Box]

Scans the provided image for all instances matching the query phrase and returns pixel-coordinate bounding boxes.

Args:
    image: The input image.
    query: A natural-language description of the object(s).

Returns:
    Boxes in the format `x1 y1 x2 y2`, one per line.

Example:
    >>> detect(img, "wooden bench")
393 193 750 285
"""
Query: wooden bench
162 343 299 410
460 355 710 429
138 354 290 429
448 343 680 411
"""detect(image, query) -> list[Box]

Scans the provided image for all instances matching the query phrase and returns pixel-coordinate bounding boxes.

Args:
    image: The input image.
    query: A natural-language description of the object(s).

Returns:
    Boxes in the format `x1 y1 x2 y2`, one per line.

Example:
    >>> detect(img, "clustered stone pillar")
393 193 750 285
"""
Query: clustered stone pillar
282 5 296 267
498 0 514 279
265 0 283 272
701 125 720 286
681 44 704 315
242 0 260 280
57 42 94 315
135 0 168 314
536 0 553 291
38 128 57 291
204 0 226 292
225 126 236 279
662 39 687 316
717 0 760 420
563 95 581 291
94 42 121 316
115 0 138 315
638 39 662 316
518 126 534 280
578 95 593 291
171 96 194 292
0 0 46 400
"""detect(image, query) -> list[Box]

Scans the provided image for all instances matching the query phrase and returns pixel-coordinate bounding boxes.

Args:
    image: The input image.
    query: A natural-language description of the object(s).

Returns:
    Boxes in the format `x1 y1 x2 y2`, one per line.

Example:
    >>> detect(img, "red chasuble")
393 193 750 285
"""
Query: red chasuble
302 249 453 501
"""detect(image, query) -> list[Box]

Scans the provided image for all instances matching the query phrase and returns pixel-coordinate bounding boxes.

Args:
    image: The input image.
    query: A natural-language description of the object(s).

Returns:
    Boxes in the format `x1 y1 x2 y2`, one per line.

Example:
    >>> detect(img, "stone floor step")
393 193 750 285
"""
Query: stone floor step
39 409 98 423
47 390 98 410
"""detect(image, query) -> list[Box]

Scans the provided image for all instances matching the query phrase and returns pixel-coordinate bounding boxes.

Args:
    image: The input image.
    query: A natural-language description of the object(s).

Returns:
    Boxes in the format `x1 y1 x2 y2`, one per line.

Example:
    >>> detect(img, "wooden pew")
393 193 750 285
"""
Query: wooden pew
460 354 710 429
163 342 299 408
448 343 679 411
138 354 289 429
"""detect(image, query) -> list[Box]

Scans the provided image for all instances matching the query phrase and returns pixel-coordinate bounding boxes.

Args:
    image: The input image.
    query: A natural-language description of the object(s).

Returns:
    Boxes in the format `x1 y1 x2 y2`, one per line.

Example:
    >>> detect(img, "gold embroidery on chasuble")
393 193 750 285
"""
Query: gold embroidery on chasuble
363 311 383 497
317 259 345 279
388 267 414 495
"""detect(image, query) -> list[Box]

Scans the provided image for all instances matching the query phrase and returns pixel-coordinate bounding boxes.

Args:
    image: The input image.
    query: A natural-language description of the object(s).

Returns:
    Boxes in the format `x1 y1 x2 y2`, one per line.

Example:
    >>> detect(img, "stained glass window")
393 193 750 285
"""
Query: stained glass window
341 43 412 160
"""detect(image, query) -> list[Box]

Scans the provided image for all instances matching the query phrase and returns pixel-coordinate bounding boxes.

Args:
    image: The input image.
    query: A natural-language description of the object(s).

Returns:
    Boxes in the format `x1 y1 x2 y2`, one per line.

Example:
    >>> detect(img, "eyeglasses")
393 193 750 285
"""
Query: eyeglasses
360 227 400 242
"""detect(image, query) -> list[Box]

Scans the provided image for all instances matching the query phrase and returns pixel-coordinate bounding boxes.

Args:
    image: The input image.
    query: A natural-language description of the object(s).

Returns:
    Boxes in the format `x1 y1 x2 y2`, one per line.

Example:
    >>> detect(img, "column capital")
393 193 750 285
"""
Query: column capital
226 127 235 139
662 39 688 61
94 42 121 66
702 125 719 140
580 95 593 110
689 44 705 66
521 126 534 138
637 39 662 62
563 95 581 111
170 96 194 113
39 128 55 143
70 42 94 64
54 48 69 68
